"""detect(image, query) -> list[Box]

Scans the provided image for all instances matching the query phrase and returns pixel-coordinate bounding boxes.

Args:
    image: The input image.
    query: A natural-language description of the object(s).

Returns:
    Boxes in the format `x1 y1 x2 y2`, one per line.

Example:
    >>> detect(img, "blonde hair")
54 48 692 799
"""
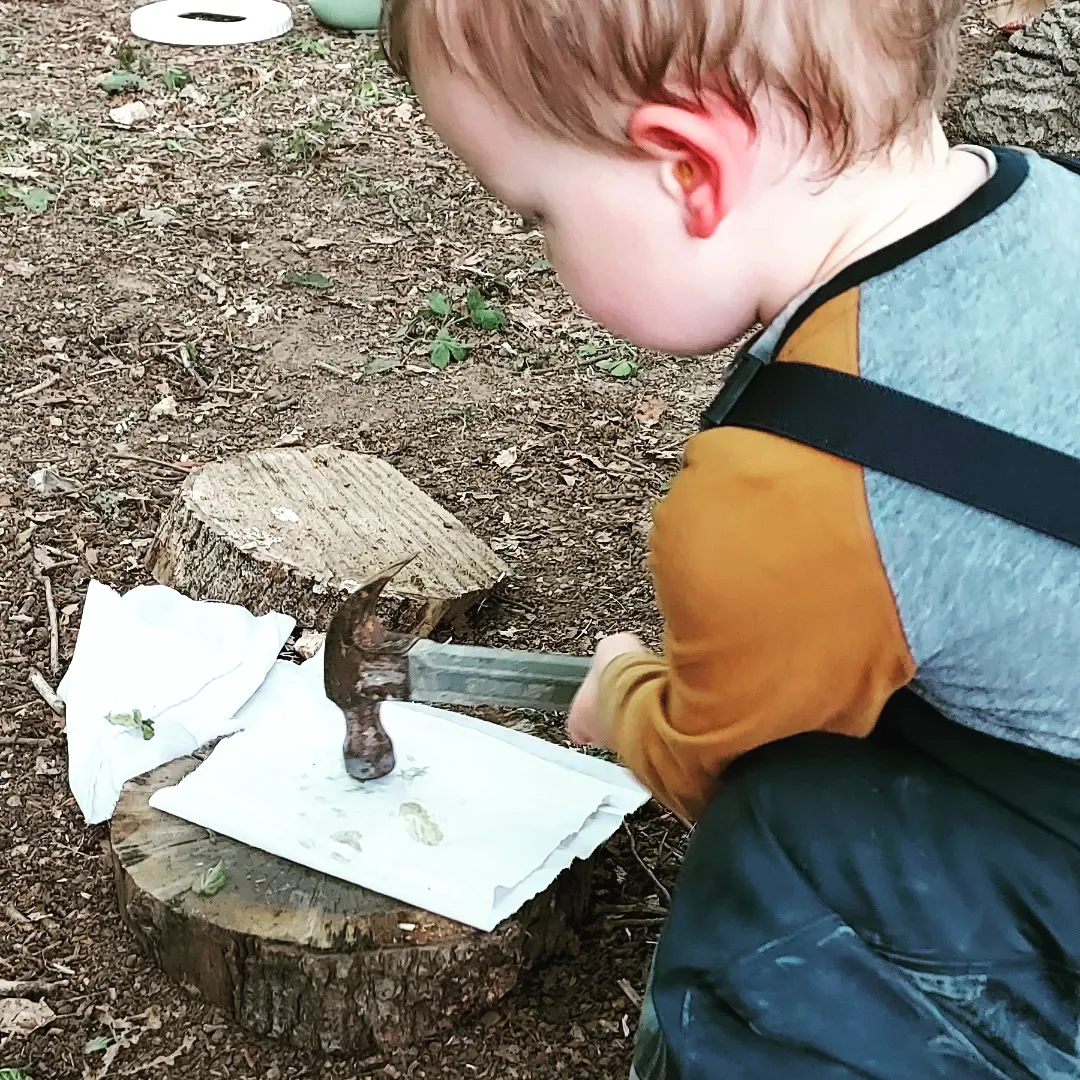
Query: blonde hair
381 0 965 174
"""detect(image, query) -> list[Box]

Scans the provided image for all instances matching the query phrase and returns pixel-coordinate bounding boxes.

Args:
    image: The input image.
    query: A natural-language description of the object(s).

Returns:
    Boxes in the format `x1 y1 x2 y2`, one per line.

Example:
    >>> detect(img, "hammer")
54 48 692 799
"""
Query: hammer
323 558 593 780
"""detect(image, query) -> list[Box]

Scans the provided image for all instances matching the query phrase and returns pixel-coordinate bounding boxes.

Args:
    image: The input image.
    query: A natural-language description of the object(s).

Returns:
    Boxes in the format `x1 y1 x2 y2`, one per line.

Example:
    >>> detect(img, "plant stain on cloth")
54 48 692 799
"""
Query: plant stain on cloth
400 801 443 845
332 829 365 852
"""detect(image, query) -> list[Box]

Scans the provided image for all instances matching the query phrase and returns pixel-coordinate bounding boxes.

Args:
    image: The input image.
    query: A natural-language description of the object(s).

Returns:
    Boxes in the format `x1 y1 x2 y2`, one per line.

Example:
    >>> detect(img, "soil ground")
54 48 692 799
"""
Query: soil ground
0 2 1009 1077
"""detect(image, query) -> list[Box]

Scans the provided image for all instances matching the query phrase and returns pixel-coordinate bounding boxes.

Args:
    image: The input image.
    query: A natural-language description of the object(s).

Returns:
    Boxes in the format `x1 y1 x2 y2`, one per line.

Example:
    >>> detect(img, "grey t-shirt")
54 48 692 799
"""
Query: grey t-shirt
751 146 1080 756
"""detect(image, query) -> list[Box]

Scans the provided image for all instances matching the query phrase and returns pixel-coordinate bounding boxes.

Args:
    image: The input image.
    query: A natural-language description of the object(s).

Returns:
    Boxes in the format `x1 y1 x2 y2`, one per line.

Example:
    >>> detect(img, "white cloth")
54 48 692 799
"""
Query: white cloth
59 580 294 824
150 652 650 931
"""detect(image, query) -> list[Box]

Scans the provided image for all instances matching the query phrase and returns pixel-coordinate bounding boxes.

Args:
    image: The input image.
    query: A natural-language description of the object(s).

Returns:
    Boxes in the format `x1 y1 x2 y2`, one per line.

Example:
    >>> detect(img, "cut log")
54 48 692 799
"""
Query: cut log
960 0 1080 154
110 758 593 1055
146 445 508 634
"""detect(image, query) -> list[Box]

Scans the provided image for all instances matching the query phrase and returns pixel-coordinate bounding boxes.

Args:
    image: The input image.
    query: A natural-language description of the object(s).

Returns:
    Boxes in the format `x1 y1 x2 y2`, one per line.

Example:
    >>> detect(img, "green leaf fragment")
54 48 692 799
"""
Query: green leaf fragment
426 291 451 317
471 306 505 331
597 356 639 379
99 69 141 93
162 67 191 91
191 860 226 897
4 186 57 213
85 1036 113 1054
0 1070 33 1080
106 708 155 740
465 288 506 331
429 328 468 369
284 270 333 290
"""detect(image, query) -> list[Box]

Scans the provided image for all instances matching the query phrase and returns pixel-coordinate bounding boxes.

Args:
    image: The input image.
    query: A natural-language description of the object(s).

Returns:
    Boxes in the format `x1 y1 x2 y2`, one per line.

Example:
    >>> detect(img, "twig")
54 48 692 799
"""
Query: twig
595 903 667 916
111 452 197 475
0 978 68 998
29 668 65 717
36 570 60 675
174 344 208 389
0 736 47 746
3 905 31 926
529 354 611 375
12 373 60 401
313 359 350 378
624 823 673 909
618 978 642 1009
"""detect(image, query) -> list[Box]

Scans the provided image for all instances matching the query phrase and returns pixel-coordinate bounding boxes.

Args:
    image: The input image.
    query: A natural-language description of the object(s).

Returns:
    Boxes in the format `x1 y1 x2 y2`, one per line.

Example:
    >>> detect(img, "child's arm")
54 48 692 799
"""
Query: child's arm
587 426 917 822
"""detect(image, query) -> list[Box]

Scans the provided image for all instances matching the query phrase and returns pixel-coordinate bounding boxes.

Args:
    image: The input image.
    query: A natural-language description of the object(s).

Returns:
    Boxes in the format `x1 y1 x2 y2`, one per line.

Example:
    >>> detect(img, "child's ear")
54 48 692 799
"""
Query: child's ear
629 102 754 238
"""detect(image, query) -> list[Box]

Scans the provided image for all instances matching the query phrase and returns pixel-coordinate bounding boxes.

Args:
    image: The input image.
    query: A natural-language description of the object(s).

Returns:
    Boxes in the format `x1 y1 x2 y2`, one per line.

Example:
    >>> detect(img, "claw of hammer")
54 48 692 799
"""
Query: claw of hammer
323 555 419 781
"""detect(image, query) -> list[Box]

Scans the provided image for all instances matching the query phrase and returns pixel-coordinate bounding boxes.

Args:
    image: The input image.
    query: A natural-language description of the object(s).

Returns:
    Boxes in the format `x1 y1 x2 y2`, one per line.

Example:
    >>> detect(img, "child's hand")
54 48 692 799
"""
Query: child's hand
567 632 650 749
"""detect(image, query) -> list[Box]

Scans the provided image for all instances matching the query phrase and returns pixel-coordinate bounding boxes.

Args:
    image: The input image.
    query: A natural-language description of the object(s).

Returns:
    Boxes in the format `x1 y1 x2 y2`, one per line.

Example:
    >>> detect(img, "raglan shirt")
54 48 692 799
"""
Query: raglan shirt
600 147 1080 822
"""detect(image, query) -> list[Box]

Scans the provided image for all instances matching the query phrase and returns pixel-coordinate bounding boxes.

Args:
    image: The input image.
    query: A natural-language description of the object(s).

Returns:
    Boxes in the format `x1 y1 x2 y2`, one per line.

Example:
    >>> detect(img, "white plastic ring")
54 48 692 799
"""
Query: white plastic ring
130 0 294 46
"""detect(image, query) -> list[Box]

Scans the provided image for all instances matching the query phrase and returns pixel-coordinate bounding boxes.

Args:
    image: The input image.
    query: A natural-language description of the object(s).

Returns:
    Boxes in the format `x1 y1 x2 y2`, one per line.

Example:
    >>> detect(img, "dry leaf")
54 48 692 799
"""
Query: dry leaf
633 394 667 427
0 997 55 1036
985 0 1052 30
139 207 174 228
494 447 519 469
27 467 79 496
108 101 151 128
3 260 35 278
149 394 177 420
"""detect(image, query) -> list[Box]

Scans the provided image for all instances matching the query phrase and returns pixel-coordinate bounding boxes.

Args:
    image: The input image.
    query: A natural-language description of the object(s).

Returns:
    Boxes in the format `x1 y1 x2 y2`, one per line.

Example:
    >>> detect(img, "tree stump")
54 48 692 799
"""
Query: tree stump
145 446 508 635
960 1 1080 154
110 758 593 1055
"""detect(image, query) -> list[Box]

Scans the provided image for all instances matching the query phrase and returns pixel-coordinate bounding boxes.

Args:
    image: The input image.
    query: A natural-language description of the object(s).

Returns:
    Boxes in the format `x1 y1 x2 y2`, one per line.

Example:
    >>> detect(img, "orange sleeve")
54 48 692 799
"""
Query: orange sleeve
602 290 916 821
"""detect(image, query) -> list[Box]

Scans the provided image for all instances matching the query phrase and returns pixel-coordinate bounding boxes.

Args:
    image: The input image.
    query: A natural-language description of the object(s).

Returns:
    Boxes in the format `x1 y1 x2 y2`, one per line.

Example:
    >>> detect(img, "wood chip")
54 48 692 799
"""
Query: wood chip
985 0 1052 30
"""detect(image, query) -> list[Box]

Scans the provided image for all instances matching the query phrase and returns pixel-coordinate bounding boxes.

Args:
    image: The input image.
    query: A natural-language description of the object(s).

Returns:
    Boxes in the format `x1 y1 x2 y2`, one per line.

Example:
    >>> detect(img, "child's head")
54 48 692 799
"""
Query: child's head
382 0 965 354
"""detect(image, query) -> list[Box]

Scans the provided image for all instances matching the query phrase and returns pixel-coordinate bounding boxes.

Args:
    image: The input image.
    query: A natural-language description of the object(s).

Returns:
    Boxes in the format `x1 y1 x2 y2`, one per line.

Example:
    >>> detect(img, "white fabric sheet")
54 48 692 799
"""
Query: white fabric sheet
58 580 294 823
150 652 649 931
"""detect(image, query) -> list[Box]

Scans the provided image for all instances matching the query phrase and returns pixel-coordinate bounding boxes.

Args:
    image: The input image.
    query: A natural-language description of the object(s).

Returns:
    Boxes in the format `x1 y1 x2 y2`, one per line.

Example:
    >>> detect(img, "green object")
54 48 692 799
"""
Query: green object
106 708 155 740
284 270 333 290
306 0 381 31
191 860 227 897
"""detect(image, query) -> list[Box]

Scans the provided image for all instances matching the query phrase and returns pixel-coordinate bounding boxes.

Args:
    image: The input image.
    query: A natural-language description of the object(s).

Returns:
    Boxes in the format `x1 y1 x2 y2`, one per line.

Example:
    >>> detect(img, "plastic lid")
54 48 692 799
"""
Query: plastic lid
130 0 294 46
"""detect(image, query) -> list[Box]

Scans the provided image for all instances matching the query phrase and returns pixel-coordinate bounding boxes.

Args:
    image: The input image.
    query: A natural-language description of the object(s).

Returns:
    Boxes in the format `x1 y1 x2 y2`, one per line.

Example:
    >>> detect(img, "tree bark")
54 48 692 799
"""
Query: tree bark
961 1 1080 154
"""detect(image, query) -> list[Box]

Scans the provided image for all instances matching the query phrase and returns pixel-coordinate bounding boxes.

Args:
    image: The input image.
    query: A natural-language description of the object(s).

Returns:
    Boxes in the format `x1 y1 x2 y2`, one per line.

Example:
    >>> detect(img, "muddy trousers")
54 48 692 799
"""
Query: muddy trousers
631 690 1080 1079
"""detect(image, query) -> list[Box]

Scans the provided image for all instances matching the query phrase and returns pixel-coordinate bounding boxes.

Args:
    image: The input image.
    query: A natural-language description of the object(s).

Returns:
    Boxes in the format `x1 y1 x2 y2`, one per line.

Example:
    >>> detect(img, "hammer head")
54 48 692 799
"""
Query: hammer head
323 556 418 781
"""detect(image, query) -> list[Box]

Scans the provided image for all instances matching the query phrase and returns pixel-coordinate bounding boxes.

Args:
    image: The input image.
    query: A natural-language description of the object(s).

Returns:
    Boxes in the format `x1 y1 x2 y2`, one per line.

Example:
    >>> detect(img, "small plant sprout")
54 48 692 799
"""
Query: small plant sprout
429 328 469 369
286 36 330 56
417 288 506 370
161 67 191 92
466 288 506 331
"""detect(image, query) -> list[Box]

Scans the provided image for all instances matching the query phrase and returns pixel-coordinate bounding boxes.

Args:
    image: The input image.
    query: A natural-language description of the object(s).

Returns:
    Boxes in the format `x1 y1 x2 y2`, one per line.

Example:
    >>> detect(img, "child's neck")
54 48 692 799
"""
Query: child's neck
757 122 991 326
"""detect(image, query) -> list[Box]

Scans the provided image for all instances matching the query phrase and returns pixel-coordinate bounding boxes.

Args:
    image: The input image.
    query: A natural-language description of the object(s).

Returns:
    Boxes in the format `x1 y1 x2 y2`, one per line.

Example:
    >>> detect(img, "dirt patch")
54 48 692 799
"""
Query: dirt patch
0 1 1011 1077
